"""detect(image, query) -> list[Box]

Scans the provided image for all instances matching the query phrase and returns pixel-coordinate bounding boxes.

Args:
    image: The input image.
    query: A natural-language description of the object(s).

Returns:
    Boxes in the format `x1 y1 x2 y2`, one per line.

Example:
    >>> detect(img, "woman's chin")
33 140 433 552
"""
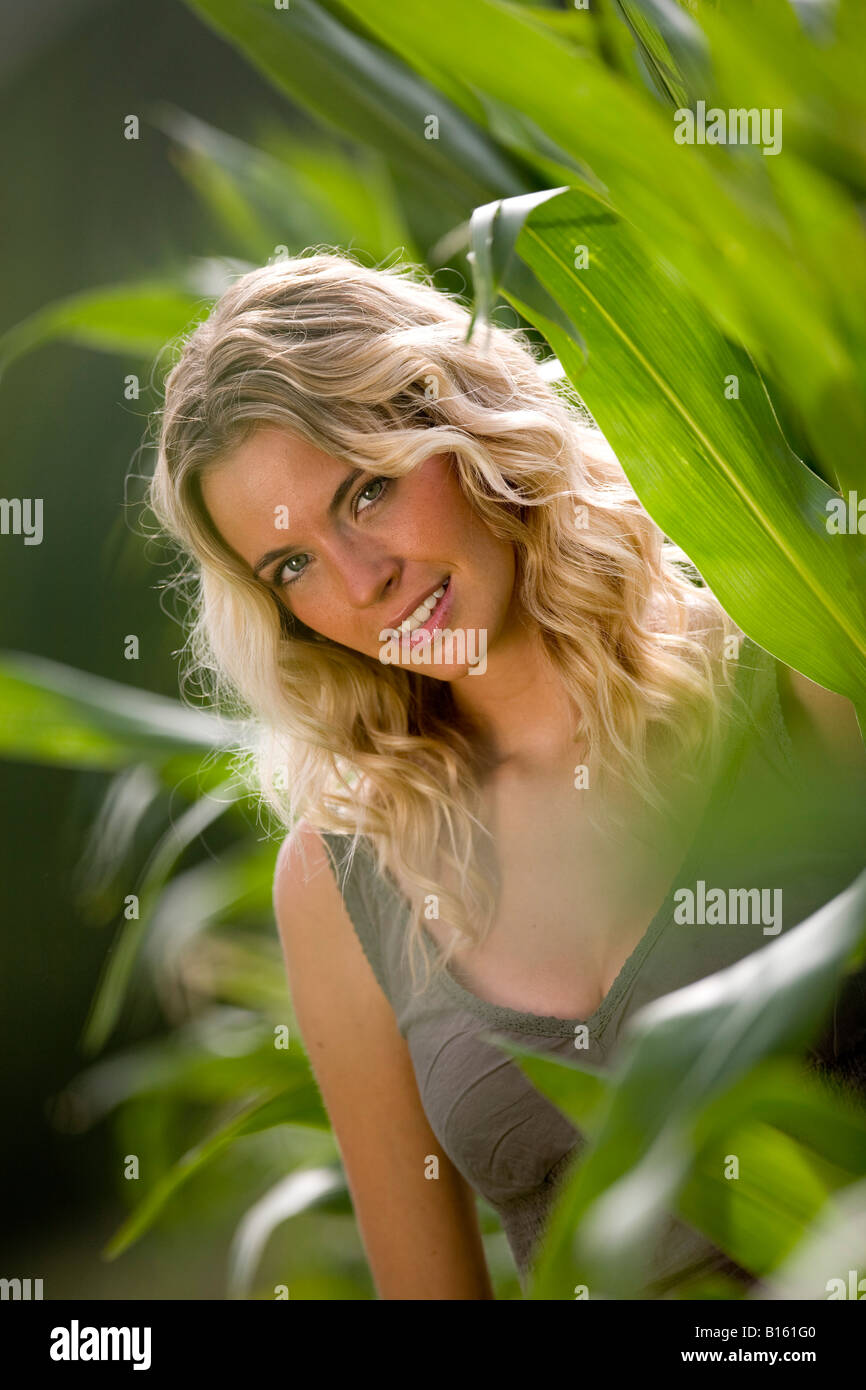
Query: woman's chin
376 626 489 678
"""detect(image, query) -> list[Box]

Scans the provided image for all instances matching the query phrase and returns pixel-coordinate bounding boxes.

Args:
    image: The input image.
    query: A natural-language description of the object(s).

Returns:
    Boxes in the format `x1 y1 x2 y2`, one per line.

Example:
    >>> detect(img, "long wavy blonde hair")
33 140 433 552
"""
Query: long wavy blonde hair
148 248 743 995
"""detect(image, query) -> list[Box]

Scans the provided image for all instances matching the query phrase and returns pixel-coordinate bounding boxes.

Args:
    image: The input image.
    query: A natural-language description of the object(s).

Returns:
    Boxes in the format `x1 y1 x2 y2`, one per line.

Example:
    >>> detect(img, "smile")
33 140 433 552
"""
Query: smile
398 577 452 644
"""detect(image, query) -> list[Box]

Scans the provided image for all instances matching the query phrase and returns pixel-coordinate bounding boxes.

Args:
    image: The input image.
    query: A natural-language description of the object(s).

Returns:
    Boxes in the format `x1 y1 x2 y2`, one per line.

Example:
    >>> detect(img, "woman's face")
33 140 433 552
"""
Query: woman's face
198 426 518 679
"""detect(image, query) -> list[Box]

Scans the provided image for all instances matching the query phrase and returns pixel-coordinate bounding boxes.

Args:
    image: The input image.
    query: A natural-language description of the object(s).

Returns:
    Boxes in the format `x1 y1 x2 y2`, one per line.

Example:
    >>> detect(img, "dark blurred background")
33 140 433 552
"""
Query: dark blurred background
0 0 301 1297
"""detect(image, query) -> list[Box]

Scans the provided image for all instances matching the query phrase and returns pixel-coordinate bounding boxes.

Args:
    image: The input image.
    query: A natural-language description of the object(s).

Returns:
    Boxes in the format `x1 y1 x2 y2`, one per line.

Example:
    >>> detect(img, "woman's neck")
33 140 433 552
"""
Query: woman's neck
449 616 582 778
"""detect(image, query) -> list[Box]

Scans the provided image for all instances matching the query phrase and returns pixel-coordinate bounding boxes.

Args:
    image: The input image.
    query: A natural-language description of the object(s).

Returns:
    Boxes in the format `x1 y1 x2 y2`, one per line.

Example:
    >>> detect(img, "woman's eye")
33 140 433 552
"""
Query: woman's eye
277 554 309 585
354 477 389 514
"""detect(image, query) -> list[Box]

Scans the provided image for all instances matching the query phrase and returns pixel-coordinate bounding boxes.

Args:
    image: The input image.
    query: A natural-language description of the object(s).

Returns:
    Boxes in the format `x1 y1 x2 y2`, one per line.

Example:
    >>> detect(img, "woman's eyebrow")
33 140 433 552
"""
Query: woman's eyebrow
252 466 364 575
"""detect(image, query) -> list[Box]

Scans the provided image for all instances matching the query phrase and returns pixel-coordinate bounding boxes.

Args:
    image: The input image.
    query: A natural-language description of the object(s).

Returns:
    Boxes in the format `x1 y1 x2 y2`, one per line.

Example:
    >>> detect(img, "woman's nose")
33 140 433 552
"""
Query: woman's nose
329 537 400 609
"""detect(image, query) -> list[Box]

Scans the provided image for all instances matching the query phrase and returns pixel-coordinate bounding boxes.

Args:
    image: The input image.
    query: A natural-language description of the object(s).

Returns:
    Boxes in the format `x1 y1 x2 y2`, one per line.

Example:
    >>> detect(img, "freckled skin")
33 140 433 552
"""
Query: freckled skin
198 425 519 681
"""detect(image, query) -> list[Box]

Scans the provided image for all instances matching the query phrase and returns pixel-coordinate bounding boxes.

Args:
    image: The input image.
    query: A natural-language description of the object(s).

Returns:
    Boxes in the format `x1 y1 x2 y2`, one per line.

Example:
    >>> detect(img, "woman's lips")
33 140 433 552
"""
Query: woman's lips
406 576 454 647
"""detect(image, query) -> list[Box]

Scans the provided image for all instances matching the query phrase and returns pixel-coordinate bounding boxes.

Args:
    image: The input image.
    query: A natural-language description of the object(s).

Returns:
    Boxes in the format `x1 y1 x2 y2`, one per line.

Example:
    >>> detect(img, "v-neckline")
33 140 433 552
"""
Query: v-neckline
415 638 763 1037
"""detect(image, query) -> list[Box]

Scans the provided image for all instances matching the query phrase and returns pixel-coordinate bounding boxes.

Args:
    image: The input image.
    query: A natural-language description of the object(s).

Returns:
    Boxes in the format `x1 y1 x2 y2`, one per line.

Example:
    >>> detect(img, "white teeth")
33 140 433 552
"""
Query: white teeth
399 581 448 633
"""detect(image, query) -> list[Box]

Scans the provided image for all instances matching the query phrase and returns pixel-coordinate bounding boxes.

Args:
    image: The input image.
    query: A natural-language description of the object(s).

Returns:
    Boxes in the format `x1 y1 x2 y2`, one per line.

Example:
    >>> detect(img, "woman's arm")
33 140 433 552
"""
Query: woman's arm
273 821 495 1300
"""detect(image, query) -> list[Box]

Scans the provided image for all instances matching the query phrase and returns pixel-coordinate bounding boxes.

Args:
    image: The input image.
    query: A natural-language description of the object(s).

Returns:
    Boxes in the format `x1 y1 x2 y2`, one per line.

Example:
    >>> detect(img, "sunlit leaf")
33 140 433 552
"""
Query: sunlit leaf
103 1082 330 1259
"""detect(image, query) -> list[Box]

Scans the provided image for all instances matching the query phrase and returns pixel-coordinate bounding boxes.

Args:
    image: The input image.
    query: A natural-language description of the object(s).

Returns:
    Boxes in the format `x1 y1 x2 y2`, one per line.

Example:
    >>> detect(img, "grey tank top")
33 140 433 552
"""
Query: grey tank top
319 636 866 1294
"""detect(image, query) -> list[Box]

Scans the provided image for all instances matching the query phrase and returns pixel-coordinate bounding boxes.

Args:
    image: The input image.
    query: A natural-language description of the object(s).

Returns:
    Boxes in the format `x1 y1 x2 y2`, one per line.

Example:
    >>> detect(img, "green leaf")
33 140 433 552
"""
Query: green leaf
79 779 243 1056
470 185 866 709
525 867 866 1297
0 651 239 771
613 0 710 108
466 187 585 350
260 129 416 264
154 104 417 264
181 0 530 214
227 1166 350 1297
339 0 866 494
676 1121 844 1278
74 764 166 925
754 1174 866 1300
689 1056 866 1178
103 1082 329 1259
0 282 203 379
60 1019 313 1121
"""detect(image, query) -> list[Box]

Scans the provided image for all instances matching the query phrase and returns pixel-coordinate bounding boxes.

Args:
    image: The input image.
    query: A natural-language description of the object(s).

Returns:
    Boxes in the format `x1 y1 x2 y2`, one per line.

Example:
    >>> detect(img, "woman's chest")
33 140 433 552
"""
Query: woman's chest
426 772 699 1020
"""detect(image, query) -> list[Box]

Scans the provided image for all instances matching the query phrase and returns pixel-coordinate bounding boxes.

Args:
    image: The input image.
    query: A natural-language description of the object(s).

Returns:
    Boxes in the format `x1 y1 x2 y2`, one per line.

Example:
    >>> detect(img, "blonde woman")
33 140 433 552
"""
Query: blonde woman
149 250 866 1300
